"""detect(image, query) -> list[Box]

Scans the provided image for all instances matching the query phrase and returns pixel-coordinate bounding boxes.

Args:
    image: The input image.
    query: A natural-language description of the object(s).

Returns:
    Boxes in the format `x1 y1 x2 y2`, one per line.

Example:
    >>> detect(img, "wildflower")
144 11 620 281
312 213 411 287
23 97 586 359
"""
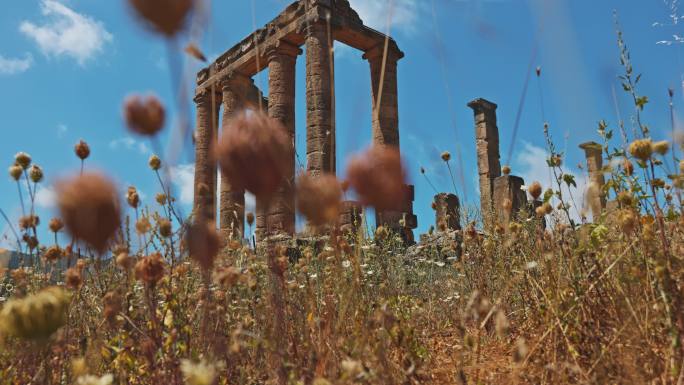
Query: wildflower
75 374 113 385
441 151 451 162
186 221 219 271
296 173 342 226
127 186 140 209
215 110 290 200
28 165 43 183
623 159 634 176
136 216 151 234
19 215 39 230
501 165 511 175
103 291 122 324
115 252 133 270
346 146 408 211
155 193 167 205
49 217 64 233
148 154 162 170
124 94 165 136
158 218 172 237
0 286 70 340
56 172 121 254
528 181 542 200
180 359 225 385
653 140 670 155
135 252 166 285
43 245 63 262
65 267 83 289
246 212 255 227
74 140 90 160
8 165 22 181
618 209 638 233
14 152 31 169
628 138 653 161
128 0 194 36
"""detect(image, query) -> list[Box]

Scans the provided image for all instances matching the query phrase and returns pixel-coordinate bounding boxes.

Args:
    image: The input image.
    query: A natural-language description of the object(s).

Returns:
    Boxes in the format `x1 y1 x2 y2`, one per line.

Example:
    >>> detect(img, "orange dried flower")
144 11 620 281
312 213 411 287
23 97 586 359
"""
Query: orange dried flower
43 246 63 262
127 186 140 209
123 94 165 136
74 140 90 160
103 291 122 324
502 165 511 175
186 221 219 271
116 252 134 270
8 165 22 181
148 155 162 170
296 173 342 226
56 172 121 254
49 218 64 233
346 146 408 211
528 181 542 200
158 218 172 237
136 216 151 234
135 252 166 285
19 215 39 230
215 110 290 200
65 267 82 289
128 0 194 36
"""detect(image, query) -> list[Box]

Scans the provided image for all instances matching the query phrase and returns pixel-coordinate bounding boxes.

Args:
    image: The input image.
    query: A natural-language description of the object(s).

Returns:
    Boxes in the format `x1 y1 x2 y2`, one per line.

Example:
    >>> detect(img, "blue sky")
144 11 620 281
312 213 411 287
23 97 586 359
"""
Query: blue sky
1 0 683 247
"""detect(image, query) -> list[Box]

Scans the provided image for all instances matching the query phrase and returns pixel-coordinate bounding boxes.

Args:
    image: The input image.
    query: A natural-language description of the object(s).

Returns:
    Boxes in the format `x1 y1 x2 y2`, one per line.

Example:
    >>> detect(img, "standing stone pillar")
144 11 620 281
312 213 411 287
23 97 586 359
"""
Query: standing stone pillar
579 141 606 219
493 175 527 224
193 89 221 225
219 73 252 240
434 193 461 231
266 41 301 235
305 22 335 177
468 98 502 225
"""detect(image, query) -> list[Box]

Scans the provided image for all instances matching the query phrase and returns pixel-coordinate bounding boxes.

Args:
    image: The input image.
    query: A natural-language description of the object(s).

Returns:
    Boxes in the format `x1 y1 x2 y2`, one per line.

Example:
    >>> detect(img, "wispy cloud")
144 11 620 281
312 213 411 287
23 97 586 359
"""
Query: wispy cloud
109 137 150 155
35 185 57 209
169 164 195 205
20 0 113 65
349 0 422 35
0 54 33 75
57 123 68 138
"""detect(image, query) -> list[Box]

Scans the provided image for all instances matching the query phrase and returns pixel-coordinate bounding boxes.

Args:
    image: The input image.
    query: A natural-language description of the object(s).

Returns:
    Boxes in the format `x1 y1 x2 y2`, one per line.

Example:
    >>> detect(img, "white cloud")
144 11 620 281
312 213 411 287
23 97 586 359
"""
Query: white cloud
169 164 195 205
245 192 256 215
349 0 421 34
35 185 57 208
109 137 150 155
20 0 113 65
57 123 68 137
514 142 589 223
0 54 33 75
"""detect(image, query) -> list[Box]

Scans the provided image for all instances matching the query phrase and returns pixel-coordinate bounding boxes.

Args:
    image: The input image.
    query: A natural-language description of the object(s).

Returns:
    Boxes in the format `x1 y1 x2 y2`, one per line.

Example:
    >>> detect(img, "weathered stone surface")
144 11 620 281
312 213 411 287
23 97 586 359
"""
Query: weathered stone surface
305 22 335 177
468 98 501 223
193 89 221 224
493 175 527 224
434 193 460 231
579 141 606 220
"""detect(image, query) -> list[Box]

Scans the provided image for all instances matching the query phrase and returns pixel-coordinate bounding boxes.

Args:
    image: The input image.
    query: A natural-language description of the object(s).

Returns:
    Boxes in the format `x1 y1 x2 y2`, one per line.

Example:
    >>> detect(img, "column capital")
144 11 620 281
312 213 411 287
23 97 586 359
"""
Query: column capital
363 41 404 62
193 88 221 106
265 40 303 61
579 141 602 154
468 98 498 112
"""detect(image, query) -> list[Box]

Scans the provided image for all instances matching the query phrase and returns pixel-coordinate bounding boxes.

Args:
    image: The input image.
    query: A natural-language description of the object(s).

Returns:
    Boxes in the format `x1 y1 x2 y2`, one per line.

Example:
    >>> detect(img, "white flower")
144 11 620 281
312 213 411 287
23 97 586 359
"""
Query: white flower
180 359 225 385
342 260 351 268
76 374 113 385
525 261 539 270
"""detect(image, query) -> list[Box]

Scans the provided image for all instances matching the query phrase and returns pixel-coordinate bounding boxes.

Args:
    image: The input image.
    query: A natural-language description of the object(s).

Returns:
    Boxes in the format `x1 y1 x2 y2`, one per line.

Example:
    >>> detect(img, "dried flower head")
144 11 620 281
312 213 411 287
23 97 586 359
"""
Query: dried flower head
8 165 22 181
65 267 83 289
617 191 635 207
528 181 542 200
215 110 290 200
628 138 653 161
127 186 140 209
186 221 219 271
618 209 638 233
158 218 172 237
549 154 562 167
156 193 167 205
43 245 63 262
184 42 207 61
135 252 166 285
123 94 165 136
0 286 70 340
23 234 39 250
148 154 162 170
115 252 133 270
501 165 511 175
180 359 225 385
103 291 122 324
653 140 670 155
74 140 90 160
14 152 31 169
623 159 634 176
296 173 342 226
29 164 43 183
136 216 151 234
246 212 255 227
346 146 408 211
128 0 194 36
49 217 64 233
56 172 121 254
441 151 451 162
19 215 39 230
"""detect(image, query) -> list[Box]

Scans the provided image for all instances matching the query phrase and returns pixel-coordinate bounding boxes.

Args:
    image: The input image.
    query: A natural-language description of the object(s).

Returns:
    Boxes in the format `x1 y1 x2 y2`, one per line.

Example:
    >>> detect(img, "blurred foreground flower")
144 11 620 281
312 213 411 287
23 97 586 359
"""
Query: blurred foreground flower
296 173 342 226
128 0 194 37
0 286 70 340
75 374 113 385
628 138 653 161
135 253 166 285
346 146 408 211
215 110 290 200
184 43 207 62
124 94 165 136
180 359 224 385
56 172 121 254
186 220 219 271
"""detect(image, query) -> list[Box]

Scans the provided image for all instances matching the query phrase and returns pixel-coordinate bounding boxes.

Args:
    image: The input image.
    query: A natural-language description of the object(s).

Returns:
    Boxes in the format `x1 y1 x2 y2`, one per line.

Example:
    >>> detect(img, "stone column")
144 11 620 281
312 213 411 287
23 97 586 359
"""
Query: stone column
266 41 301 235
364 42 403 148
305 22 335 177
434 193 461 231
219 73 252 240
493 175 527 224
338 200 363 234
579 141 606 219
193 88 221 225
468 98 502 224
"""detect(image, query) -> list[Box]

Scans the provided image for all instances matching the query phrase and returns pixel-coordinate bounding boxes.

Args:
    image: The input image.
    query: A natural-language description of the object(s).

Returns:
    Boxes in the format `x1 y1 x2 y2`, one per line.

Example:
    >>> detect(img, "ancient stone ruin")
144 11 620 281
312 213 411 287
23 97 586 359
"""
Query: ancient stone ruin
192 0 417 242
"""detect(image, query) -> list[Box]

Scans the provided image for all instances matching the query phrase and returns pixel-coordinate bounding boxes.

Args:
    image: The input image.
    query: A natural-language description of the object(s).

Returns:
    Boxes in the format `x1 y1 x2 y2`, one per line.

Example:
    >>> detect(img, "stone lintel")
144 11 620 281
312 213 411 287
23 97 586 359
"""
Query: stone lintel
362 41 405 62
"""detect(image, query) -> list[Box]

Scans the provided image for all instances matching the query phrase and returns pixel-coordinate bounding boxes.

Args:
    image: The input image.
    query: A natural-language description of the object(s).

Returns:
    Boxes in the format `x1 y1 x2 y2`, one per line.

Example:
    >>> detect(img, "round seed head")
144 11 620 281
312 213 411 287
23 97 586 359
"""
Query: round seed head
29 165 43 183
346 146 409 211
148 154 162 170
74 140 90 160
441 151 451 162
296 172 342 226
246 212 255 227
528 181 543 200
49 217 64 233
123 94 165 136
14 152 31 169
501 165 511 175
9 165 22 181
628 138 653 161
